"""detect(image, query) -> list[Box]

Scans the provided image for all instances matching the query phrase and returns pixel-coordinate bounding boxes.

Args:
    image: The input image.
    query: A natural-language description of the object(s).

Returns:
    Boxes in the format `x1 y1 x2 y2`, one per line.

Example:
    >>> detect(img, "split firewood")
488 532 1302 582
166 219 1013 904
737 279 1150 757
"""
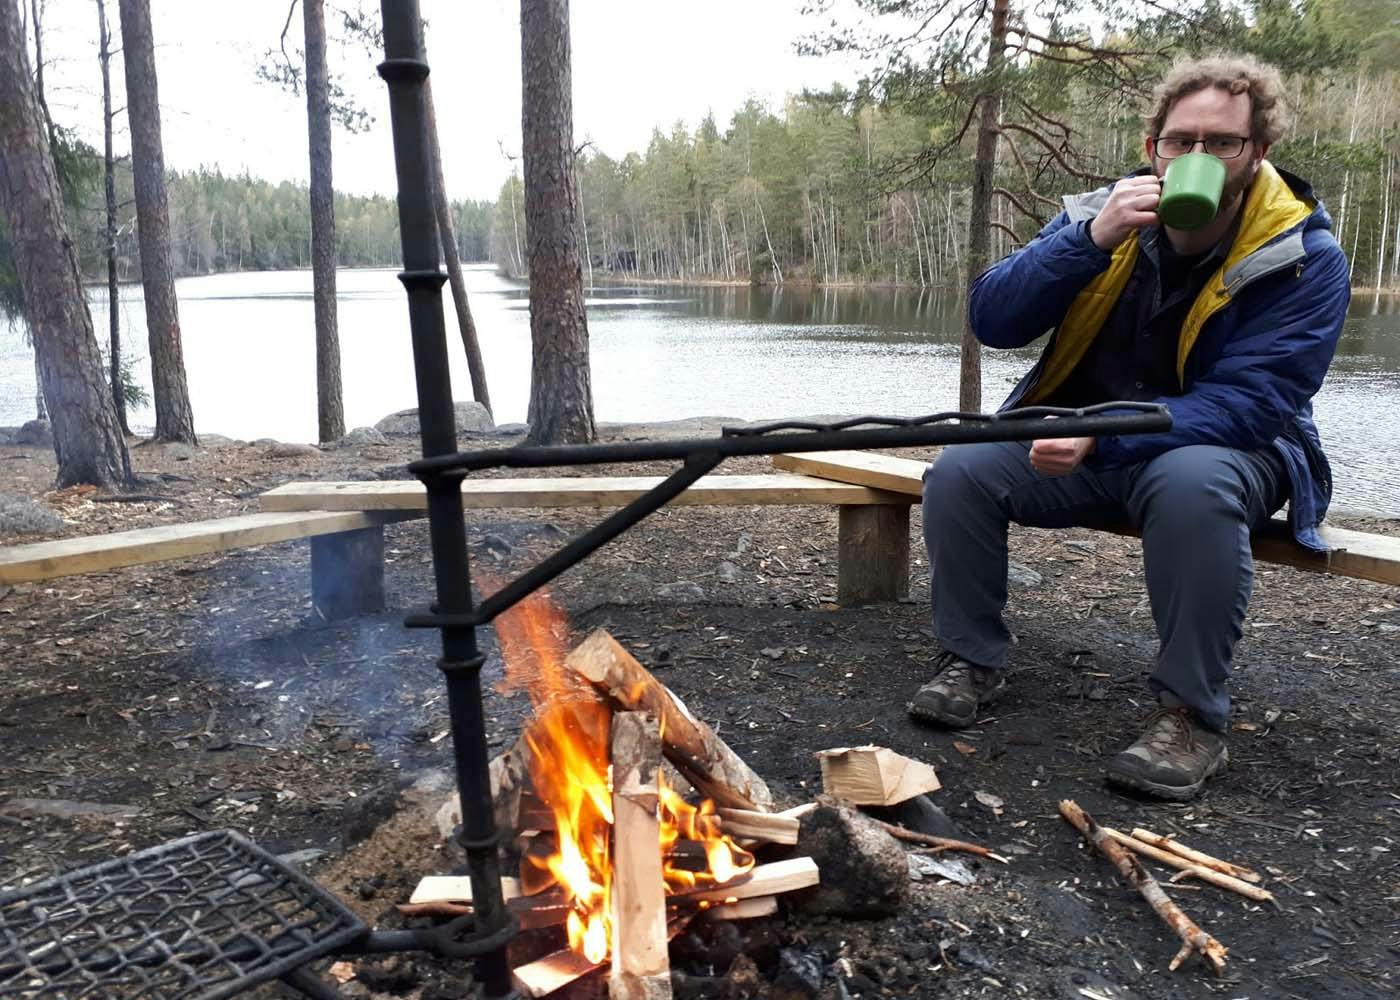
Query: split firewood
434 733 534 840
670 856 820 905
565 630 774 812
512 916 695 999
396 895 571 931
1129 827 1262 883
610 712 672 1000
699 895 779 921
871 819 1009 864
1101 827 1274 903
715 807 800 846
817 745 941 805
1059 800 1228 975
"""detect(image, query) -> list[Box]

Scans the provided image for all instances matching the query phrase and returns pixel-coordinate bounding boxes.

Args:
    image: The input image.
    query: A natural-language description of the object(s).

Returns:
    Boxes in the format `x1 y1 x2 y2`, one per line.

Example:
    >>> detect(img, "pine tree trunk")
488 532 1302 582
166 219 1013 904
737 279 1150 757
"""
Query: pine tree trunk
97 0 128 435
961 0 1009 412
117 0 196 443
0 0 130 486
302 0 344 444
520 0 595 445
424 77 491 416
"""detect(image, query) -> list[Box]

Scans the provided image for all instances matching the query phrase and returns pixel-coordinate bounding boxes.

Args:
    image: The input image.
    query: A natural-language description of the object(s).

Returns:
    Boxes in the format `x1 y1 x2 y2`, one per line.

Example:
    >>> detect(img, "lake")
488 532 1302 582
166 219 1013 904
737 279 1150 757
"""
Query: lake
1 264 1397 516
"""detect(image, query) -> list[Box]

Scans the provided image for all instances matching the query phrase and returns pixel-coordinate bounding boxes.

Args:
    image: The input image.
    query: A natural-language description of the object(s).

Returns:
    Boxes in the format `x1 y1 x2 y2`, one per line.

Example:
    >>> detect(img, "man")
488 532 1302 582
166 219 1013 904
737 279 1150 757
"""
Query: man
910 55 1351 800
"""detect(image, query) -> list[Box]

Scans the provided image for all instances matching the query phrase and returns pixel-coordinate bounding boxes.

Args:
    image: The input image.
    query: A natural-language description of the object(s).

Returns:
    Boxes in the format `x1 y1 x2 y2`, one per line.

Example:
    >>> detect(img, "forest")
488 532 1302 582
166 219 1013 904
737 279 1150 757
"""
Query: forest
489 0 1400 289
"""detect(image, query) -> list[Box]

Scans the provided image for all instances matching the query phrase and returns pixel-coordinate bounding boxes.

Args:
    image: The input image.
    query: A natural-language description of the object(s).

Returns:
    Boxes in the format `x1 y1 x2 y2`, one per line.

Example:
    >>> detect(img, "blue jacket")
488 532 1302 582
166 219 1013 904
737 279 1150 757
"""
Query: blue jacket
970 162 1351 551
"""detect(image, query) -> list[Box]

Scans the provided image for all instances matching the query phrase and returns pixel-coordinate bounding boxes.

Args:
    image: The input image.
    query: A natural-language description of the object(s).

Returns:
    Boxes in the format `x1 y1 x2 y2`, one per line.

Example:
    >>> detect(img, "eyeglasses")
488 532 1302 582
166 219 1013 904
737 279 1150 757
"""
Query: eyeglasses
1151 135 1251 159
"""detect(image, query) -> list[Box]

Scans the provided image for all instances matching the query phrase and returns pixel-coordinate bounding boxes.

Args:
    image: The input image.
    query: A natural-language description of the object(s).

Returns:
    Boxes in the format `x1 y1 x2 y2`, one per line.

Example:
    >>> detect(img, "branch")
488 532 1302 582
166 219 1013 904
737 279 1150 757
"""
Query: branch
999 131 1074 207
991 221 1022 244
998 122 1111 183
279 0 300 66
993 186 1047 226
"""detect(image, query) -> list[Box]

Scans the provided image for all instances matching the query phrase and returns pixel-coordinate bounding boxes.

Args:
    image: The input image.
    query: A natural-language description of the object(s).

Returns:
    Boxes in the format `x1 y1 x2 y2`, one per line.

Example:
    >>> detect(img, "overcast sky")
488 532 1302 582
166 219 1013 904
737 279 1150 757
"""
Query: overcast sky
34 0 863 202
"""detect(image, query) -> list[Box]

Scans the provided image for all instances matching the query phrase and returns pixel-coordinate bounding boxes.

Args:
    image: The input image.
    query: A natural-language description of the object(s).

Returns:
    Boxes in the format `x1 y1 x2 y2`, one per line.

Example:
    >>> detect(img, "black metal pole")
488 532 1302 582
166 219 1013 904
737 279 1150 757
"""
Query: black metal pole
377 2 513 995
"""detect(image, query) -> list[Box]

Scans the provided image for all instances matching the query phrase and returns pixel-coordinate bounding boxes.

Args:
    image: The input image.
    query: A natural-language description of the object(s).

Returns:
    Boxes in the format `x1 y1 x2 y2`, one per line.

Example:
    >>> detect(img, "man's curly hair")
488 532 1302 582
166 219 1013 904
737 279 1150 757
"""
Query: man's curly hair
1145 54 1291 146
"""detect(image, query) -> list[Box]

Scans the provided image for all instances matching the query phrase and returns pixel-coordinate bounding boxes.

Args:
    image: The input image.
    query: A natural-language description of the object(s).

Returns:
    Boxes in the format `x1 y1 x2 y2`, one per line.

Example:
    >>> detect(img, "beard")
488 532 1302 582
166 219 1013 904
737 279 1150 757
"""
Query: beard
1217 160 1258 217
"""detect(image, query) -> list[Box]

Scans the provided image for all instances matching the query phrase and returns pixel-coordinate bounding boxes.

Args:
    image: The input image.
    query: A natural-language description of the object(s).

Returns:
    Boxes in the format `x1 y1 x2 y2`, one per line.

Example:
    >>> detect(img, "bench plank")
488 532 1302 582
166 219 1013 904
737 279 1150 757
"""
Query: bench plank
0 510 406 585
260 474 908 512
774 450 1400 587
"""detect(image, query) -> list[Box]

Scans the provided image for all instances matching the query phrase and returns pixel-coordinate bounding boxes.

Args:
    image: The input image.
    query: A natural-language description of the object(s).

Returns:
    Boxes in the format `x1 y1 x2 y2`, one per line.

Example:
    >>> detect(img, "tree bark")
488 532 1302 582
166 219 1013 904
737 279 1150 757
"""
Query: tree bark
0 0 130 486
117 0 196 443
97 0 128 435
424 77 491 416
302 0 344 443
961 0 1009 413
520 0 595 445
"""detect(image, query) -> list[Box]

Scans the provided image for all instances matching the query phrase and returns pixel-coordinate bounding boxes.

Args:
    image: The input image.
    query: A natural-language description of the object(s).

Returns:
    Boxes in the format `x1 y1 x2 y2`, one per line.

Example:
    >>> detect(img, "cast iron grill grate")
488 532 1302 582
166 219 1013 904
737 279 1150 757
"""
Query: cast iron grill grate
0 830 365 1000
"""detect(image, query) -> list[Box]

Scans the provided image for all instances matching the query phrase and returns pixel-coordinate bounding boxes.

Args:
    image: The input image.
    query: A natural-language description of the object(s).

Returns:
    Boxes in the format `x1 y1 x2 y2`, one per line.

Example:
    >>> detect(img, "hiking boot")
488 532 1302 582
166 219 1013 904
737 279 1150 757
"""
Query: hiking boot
907 651 1005 729
1105 706 1228 801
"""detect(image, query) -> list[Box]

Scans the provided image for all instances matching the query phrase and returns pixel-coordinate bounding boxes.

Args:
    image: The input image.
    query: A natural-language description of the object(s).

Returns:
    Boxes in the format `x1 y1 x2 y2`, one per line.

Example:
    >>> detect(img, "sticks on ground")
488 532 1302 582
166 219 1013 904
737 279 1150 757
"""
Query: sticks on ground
872 819 1010 864
1059 800 1227 975
1101 827 1273 903
1129 827 1261 883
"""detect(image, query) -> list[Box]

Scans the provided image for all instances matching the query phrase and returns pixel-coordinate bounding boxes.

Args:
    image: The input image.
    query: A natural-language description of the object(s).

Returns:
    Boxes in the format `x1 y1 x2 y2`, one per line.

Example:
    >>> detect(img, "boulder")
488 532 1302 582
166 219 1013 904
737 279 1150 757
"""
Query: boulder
335 426 388 448
374 401 493 437
14 420 52 447
0 494 64 534
792 799 910 918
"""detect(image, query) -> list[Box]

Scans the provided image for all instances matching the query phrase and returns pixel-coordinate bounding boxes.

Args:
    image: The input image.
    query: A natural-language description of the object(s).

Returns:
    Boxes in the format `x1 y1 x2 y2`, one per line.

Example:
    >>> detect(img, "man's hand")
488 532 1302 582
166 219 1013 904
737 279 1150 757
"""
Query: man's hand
1030 436 1096 476
1087 174 1161 251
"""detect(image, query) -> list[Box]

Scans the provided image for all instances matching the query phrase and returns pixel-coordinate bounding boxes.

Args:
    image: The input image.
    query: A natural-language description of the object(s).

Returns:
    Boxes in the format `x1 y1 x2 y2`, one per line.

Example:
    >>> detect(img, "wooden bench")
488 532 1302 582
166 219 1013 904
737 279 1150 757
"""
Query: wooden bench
773 450 1400 587
259 473 913 613
0 474 912 619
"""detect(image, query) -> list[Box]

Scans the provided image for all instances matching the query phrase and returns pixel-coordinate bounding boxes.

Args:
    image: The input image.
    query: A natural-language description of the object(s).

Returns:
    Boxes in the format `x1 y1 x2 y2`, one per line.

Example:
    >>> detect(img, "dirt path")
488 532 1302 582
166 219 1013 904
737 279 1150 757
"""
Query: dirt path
1 430 1396 999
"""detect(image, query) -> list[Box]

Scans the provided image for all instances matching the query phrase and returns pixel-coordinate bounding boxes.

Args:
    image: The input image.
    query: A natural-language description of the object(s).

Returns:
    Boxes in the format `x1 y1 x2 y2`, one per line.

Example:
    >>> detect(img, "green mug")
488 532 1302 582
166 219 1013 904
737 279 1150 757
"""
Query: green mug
1158 152 1227 230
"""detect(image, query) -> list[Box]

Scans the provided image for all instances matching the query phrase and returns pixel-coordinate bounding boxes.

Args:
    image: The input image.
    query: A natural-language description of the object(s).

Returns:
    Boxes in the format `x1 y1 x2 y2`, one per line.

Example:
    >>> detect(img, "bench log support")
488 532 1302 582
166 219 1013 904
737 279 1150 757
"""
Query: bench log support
311 525 386 620
837 504 911 604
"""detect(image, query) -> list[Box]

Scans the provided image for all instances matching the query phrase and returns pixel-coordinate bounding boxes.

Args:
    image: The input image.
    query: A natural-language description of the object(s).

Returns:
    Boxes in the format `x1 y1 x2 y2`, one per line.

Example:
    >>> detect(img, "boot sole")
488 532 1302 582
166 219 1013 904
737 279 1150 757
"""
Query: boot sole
907 679 1007 729
1105 748 1229 802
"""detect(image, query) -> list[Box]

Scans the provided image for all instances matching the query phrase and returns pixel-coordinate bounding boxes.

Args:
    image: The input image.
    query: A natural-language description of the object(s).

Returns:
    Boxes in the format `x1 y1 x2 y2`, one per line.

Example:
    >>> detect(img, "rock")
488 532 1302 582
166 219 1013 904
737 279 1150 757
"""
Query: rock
1063 539 1098 553
773 948 825 998
277 848 328 869
263 442 322 459
864 793 963 840
793 800 910 918
0 494 64 534
198 433 241 447
481 533 513 554
656 581 706 602
335 426 388 448
0 427 15 445
14 419 52 446
717 560 740 584
1007 560 1043 588
375 401 493 436
374 463 412 480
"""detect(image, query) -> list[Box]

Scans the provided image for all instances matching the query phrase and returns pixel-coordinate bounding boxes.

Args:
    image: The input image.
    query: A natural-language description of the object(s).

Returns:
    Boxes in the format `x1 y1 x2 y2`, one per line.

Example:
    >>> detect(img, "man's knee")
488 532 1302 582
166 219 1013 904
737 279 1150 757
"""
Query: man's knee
1133 446 1250 525
922 442 1017 512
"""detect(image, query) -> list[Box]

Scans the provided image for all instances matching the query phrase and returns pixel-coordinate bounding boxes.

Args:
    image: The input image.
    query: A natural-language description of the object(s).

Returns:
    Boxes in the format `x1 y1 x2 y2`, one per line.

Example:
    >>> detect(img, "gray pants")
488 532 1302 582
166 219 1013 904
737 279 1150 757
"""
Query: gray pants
922 442 1289 731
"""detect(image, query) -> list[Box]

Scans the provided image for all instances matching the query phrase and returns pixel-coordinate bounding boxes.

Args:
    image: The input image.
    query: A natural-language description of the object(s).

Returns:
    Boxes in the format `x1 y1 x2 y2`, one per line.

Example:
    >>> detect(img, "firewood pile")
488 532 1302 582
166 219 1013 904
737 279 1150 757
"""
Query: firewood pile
420 629 828 998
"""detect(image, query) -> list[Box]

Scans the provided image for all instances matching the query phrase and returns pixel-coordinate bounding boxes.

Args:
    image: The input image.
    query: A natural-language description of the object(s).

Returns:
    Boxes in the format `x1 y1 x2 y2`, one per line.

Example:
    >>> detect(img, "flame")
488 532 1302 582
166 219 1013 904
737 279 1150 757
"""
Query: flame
492 588 755 962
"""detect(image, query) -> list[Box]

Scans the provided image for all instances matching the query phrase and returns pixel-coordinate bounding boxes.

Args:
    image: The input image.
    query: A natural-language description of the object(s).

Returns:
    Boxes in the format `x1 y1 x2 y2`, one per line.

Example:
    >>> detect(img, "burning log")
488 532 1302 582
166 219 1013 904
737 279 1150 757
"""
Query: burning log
610 712 672 1000
715 807 800 846
672 857 820 905
565 630 774 812
817 745 941 805
1059 800 1228 975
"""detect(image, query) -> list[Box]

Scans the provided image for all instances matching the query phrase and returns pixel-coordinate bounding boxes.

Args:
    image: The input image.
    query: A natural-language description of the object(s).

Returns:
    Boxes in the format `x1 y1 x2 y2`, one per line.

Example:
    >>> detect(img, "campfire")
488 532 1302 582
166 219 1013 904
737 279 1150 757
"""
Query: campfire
420 595 821 998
